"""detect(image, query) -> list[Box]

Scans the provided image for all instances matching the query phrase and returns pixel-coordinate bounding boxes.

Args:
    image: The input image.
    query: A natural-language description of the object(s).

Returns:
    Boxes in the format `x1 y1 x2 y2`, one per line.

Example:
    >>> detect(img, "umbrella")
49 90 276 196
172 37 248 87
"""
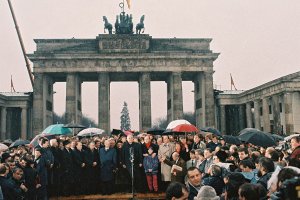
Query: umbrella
172 124 199 133
63 123 86 128
124 130 134 136
0 143 9 151
30 133 56 148
9 139 30 148
284 134 300 141
200 127 222 136
42 124 72 135
146 128 165 135
162 129 185 136
77 128 105 137
238 128 276 148
271 134 284 142
166 119 191 130
3 139 13 146
221 135 241 145
111 129 124 136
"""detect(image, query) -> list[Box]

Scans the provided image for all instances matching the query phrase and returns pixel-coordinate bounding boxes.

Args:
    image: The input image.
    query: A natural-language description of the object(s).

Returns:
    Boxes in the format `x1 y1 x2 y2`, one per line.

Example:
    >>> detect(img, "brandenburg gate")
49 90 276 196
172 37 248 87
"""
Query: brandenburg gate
28 14 219 135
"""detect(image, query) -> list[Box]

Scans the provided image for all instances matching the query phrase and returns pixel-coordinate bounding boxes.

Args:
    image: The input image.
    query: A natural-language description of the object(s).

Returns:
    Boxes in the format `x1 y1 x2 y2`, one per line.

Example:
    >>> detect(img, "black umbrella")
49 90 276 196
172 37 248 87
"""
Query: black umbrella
221 135 241 145
200 127 222 136
146 128 165 135
63 123 86 128
9 139 30 148
238 128 276 148
271 134 284 142
111 129 125 136
162 129 186 136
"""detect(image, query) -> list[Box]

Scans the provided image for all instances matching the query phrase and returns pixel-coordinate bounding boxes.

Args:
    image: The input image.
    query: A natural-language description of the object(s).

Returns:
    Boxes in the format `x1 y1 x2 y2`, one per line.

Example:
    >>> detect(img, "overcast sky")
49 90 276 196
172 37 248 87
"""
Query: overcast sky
0 0 299 130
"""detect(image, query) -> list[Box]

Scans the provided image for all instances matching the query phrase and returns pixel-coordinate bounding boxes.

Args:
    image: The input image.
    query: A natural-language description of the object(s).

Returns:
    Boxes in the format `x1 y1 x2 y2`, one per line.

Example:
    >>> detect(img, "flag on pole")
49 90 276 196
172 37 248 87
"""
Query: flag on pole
126 0 131 9
230 73 237 90
11 75 16 92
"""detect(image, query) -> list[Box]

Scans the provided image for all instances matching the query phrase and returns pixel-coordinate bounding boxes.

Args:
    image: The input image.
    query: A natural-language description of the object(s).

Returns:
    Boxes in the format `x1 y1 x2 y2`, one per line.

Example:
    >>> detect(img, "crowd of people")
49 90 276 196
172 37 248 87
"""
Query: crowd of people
0 131 299 200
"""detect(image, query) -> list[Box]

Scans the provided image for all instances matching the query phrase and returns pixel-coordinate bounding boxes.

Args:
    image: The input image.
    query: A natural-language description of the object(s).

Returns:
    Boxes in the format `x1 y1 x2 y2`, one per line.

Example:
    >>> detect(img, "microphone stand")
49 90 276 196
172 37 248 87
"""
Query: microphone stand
129 147 135 199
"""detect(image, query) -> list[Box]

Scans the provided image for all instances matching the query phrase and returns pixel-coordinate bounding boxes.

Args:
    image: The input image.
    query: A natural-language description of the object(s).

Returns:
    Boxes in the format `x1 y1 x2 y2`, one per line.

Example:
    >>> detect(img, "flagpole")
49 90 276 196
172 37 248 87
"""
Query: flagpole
7 0 34 88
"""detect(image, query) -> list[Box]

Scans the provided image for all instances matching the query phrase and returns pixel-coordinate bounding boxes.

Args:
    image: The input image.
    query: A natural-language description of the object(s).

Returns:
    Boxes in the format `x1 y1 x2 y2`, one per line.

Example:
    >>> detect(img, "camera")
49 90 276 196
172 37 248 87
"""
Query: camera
270 176 300 200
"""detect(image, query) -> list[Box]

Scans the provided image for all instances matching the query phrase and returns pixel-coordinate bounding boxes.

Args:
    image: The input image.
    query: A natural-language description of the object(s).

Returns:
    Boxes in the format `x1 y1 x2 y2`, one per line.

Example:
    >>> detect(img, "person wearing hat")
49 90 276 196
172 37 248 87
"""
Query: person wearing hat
34 147 48 199
194 185 219 200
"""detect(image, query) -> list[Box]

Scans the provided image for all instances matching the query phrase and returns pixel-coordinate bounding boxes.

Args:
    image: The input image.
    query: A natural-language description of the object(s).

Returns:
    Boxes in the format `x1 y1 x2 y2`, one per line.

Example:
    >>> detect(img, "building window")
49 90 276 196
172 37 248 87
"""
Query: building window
196 99 202 109
260 107 263 116
269 105 272 114
196 81 200 93
167 99 171 110
279 103 282 113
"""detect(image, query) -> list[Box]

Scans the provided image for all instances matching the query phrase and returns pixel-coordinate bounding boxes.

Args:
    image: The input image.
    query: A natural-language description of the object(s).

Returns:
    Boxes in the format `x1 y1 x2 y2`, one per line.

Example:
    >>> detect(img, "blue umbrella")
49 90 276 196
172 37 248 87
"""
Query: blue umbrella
42 124 72 135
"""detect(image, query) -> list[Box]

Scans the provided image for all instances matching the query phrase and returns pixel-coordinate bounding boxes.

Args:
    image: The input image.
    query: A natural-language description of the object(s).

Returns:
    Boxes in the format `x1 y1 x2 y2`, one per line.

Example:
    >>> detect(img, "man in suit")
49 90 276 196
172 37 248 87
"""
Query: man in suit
60 140 74 196
34 147 48 200
162 152 186 184
186 150 197 170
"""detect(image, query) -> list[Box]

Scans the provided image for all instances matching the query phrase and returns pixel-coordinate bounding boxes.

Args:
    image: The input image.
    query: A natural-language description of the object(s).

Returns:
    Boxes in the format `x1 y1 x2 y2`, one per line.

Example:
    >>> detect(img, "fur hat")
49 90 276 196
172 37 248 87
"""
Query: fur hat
194 186 220 200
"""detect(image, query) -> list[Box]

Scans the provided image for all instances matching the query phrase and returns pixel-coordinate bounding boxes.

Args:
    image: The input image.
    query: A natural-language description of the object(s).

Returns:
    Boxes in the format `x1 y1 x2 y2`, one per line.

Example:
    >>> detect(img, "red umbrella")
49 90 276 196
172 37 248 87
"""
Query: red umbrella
172 124 199 133
124 130 134 136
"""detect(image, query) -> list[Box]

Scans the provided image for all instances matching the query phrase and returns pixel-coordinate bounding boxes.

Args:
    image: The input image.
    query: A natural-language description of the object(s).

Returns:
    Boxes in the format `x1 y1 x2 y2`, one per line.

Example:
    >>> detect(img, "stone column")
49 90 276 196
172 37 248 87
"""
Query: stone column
262 97 271 132
21 107 27 139
220 105 226 134
194 73 205 128
272 95 281 134
167 72 183 123
98 73 110 133
246 102 253 128
239 104 246 130
139 73 151 131
32 74 45 135
66 73 82 124
1 107 6 140
284 92 294 133
253 100 261 129
204 72 215 127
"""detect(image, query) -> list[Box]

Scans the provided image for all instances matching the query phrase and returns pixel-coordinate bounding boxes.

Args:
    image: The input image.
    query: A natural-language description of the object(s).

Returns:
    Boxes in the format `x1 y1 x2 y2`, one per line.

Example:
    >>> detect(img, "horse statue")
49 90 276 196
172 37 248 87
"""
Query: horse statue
136 15 145 34
103 16 112 34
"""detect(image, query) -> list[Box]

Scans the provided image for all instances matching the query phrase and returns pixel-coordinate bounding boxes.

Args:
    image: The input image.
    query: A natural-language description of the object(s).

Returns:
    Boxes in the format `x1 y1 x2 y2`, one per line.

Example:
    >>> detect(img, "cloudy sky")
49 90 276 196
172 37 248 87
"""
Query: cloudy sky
0 0 299 130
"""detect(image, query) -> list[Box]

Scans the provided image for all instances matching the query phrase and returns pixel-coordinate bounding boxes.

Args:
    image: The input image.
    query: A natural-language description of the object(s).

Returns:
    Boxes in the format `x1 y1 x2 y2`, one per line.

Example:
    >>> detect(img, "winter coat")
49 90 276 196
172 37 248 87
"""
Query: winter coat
158 142 175 181
35 154 48 186
143 154 159 174
99 147 117 182
202 175 225 195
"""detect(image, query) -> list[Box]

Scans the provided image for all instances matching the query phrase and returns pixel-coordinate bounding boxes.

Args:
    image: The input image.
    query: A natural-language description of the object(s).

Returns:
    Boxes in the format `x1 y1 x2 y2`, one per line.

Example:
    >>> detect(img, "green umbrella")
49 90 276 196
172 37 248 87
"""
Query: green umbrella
42 124 72 135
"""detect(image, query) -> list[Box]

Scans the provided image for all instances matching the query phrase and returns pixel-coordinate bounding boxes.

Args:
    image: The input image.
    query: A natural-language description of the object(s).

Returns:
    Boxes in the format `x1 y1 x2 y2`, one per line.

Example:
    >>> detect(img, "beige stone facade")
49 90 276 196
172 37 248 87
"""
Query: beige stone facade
0 92 32 140
28 34 219 135
216 71 300 135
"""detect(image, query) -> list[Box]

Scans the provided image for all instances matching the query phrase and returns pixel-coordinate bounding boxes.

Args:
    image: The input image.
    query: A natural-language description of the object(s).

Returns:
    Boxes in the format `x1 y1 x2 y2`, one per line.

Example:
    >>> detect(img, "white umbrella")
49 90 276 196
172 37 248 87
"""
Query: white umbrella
166 119 191 130
0 143 8 152
284 134 300 141
77 128 105 137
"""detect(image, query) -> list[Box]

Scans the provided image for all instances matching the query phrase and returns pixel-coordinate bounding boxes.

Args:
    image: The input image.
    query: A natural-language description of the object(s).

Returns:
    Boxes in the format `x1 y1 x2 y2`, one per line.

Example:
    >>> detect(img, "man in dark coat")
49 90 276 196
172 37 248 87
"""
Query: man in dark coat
49 138 62 197
84 141 100 194
2 167 28 200
99 139 117 195
186 167 203 200
71 141 86 195
60 140 74 196
121 134 144 192
34 147 48 200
